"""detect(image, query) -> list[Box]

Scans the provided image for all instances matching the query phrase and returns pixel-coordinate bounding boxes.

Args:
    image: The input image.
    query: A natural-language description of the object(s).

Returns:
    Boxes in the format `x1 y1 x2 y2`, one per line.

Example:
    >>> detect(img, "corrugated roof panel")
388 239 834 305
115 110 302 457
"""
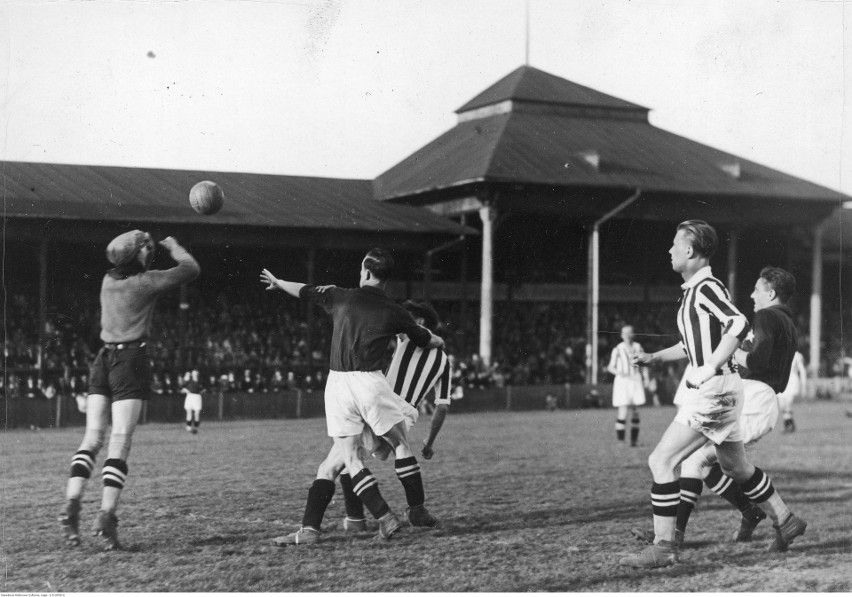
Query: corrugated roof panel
0 162 468 234
376 110 847 203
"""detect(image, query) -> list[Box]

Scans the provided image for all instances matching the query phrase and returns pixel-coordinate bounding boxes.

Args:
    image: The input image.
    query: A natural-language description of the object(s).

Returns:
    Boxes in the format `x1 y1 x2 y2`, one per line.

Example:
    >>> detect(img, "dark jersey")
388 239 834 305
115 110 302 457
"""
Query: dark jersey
742 304 798 393
299 284 431 372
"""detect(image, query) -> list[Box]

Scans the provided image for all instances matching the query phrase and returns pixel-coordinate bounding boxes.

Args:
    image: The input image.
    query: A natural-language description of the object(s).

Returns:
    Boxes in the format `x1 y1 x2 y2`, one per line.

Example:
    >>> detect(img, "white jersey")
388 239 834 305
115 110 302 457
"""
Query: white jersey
385 335 451 410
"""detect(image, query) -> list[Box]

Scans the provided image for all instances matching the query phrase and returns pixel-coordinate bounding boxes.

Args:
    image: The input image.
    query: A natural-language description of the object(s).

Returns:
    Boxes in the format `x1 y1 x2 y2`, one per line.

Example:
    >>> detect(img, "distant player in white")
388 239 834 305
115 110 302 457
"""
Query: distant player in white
607 325 648 447
778 351 806 433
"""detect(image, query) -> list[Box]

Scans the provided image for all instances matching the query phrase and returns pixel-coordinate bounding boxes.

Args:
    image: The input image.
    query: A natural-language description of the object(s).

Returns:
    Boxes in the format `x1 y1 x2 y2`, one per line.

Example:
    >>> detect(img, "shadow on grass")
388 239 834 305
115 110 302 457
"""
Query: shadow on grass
432 503 646 538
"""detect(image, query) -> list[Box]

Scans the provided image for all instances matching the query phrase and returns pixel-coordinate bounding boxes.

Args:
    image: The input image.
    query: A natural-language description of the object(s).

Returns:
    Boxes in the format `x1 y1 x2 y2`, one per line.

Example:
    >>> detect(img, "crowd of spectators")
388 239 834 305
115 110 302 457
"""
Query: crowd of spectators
1 284 842 402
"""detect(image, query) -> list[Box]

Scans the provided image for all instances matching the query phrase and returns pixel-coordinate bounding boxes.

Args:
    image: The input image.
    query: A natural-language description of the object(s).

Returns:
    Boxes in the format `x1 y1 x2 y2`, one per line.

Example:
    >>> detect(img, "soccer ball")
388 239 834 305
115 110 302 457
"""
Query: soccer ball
189 181 225 215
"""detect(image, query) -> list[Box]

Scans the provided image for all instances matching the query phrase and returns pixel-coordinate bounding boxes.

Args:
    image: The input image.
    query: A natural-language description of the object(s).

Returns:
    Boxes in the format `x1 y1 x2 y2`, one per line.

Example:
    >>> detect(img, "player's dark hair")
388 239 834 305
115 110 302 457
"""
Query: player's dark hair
363 248 395 281
402 300 440 332
677 220 718 259
760 266 796 303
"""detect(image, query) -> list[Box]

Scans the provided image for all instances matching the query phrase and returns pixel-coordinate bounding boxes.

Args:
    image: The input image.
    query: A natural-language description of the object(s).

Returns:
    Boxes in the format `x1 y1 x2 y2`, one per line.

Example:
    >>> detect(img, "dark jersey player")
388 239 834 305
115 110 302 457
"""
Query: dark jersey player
260 248 444 545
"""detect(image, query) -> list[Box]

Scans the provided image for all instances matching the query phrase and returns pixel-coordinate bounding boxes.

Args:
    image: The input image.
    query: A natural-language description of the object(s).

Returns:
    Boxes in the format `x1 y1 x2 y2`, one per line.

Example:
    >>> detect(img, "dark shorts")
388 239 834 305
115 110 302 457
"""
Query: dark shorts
88 345 152 402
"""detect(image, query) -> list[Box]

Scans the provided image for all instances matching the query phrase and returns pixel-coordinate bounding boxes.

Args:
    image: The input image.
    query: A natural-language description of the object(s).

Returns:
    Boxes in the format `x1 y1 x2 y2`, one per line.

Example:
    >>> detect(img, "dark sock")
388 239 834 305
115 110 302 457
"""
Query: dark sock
740 467 776 504
301 479 335 530
615 418 626 441
395 456 425 507
705 463 752 512
676 477 703 533
351 468 390 519
339 472 365 519
651 481 681 517
630 413 640 445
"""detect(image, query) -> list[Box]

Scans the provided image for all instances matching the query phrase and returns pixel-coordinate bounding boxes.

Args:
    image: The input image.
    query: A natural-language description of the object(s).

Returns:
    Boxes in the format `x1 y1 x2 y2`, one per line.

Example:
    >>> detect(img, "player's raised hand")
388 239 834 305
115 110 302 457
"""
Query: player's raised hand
260 269 279 290
158 236 179 250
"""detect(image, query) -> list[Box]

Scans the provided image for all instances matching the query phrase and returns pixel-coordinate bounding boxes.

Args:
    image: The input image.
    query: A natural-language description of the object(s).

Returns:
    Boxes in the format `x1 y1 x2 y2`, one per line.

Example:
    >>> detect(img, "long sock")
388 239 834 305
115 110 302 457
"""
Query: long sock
705 463 752 513
615 418 626 441
630 413 640 445
741 467 791 523
395 457 425 507
676 477 703 533
351 468 390 519
339 472 365 520
100 458 128 513
651 481 680 544
67 449 97 501
301 479 335 531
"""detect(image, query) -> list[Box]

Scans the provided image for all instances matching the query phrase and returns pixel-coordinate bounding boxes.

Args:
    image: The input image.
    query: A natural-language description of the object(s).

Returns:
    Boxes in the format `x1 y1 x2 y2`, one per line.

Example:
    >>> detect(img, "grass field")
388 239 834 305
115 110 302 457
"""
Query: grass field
3 400 851 592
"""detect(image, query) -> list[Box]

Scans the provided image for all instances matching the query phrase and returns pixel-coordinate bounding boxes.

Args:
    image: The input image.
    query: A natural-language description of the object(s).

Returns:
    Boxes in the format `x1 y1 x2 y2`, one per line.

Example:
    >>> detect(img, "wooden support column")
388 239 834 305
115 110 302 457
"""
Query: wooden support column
38 239 48 381
306 246 316 375
459 216 469 355
479 204 497 367
727 230 739 300
809 223 824 377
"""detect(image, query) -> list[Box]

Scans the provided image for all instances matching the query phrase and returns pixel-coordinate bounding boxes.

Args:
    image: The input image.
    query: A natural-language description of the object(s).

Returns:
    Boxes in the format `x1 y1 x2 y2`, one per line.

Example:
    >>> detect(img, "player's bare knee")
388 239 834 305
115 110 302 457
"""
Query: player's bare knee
80 426 107 453
107 432 133 461
647 449 676 479
316 457 344 481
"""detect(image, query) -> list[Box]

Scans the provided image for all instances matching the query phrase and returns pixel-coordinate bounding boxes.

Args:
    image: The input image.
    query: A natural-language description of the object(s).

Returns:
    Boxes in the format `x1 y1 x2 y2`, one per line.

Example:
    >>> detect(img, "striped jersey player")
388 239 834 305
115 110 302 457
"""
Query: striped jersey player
607 324 648 446
622 220 806 569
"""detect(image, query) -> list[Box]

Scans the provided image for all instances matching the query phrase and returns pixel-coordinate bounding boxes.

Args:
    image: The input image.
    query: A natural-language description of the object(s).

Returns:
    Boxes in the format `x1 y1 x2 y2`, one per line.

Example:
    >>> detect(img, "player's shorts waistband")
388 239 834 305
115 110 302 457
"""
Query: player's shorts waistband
103 340 147 350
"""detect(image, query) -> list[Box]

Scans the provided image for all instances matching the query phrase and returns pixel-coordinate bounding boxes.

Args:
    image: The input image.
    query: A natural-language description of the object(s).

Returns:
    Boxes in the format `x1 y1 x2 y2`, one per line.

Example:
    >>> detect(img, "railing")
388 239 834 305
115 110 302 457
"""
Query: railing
4 379 848 430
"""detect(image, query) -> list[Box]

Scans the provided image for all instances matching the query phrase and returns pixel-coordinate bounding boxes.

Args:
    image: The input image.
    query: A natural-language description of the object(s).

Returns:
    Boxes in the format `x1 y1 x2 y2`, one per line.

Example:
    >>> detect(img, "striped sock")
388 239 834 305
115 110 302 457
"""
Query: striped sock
706 463 751 512
651 481 680 543
615 419 626 441
395 457 425 507
70 450 96 479
351 468 390 519
339 472 365 520
741 467 790 522
676 477 703 533
301 479 335 530
102 459 128 489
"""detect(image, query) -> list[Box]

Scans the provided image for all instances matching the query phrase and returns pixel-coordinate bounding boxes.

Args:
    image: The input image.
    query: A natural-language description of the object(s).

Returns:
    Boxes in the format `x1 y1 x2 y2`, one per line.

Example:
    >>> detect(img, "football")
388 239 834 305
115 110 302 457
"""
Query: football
189 180 225 215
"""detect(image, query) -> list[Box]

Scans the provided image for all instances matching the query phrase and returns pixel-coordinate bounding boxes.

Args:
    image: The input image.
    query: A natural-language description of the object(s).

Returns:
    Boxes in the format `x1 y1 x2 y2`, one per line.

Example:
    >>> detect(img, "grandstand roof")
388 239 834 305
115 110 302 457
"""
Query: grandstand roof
375 66 847 222
456 65 648 114
1 161 469 236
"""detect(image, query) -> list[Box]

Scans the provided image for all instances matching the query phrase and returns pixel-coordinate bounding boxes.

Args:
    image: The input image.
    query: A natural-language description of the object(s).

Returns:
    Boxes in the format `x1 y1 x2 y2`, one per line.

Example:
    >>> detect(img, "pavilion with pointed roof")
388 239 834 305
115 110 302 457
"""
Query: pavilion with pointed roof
376 65 848 378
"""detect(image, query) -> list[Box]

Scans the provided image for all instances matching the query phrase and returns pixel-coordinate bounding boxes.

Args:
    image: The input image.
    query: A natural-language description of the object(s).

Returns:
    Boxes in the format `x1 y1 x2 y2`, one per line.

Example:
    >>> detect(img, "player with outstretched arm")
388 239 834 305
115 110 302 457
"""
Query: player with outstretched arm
338 299 453 532
260 248 444 545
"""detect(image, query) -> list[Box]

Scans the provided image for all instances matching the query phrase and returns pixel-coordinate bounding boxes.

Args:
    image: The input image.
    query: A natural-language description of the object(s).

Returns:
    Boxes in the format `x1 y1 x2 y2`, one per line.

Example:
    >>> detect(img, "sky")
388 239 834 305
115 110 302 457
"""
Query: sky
0 0 850 195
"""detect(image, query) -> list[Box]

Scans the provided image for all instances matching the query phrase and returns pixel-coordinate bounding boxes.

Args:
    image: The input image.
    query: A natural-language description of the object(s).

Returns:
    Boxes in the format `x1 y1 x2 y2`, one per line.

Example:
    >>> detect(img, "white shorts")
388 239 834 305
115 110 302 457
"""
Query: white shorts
360 400 419 453
324 370 410 438
740 379 779 446
612 375 646 407
673 365 693 406
674 372 743 445
183 392 202 412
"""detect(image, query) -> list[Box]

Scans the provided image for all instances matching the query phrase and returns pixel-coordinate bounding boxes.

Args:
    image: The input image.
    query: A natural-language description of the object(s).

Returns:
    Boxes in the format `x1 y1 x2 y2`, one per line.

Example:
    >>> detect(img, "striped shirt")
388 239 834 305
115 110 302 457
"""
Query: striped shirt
677 266 750 373
609 341 644 378
385 335 451 409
